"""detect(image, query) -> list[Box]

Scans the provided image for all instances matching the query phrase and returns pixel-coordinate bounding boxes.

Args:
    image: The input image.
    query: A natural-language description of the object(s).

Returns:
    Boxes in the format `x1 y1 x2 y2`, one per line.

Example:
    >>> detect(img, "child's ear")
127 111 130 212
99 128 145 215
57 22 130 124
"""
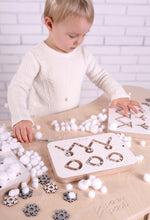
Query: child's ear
44 17 53 31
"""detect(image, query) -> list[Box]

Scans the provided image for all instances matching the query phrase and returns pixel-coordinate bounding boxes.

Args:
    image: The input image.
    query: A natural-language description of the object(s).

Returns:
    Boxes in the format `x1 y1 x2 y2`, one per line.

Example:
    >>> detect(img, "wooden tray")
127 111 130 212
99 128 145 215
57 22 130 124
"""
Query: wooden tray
108 104 150 139
47 133 137 183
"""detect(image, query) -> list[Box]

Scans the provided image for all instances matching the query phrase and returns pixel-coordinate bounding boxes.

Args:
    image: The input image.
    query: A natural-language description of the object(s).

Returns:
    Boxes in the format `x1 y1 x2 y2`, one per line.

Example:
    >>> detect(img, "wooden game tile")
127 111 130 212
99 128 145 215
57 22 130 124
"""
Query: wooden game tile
47 133 137 183
108 104 150 139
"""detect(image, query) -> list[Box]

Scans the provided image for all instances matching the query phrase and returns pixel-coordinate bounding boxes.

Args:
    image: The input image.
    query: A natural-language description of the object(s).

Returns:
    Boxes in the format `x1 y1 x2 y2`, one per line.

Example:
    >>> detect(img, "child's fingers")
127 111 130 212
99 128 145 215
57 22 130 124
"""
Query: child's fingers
130 100 142 108
128 104 138 114
26 126 32 142
21 126 29 143
121 105 128 116
109 100 117 108
15 127 24 143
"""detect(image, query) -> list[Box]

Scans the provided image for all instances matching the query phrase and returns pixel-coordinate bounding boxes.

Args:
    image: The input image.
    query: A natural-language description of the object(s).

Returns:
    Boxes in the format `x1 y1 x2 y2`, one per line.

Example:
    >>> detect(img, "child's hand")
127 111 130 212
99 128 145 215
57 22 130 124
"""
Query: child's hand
109 97 141 116
13 120 33 143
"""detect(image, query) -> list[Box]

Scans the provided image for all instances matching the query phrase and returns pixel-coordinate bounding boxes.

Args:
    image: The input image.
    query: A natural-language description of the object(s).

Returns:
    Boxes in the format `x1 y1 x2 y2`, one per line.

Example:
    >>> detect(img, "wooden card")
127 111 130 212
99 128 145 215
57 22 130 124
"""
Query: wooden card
47 133 137 183
0 150 30 196
108 104 150 139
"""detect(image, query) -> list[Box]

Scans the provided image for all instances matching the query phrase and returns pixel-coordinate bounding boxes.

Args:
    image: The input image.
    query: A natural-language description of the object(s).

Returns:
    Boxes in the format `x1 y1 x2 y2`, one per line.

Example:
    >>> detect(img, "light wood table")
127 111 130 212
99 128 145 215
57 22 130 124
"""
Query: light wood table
0 85 150 220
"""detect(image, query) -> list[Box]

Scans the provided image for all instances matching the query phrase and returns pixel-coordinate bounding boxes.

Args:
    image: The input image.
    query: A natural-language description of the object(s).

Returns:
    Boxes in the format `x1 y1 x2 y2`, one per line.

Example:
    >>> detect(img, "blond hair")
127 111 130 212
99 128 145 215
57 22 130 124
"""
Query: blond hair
43 0 94 24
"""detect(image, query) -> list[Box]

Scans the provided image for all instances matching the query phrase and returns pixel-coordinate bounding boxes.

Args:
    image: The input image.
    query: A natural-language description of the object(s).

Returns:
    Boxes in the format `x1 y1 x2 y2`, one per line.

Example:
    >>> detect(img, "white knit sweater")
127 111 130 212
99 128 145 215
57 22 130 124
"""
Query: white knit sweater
8 41 128 126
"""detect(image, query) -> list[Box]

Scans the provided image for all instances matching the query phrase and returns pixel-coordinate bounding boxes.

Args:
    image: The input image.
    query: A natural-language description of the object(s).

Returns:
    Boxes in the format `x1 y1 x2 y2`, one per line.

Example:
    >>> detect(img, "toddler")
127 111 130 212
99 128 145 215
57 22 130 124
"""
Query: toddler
8 0 140 143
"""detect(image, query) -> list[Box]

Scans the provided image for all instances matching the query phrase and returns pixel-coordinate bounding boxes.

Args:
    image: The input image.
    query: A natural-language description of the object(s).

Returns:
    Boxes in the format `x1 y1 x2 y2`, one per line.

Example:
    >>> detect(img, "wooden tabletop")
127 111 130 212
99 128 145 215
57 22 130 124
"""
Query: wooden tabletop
0 85 150 220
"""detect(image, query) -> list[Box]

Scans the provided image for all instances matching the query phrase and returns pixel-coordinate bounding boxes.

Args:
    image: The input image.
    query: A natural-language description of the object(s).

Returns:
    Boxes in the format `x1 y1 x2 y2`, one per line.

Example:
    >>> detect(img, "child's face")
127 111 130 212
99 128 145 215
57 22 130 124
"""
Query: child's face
47 16 92 53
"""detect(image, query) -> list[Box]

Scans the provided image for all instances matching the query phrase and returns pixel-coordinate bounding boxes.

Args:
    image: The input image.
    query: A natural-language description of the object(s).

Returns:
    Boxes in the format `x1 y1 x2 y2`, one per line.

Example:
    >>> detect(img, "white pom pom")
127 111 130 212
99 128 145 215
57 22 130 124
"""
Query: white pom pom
51 120 58 126
33 152 39 157
84 179 92 187
36 170 43 176
22 187 29 194
89 175 96 181
66 125 71 131
68 191 76 199
33 177 38 182
36 125 41 130
101 125 105 130
90 115 97 120
0 132 11 141
30 158 39 167
18 151 23 157
35 165 40 171
70 118 76 124
39 161 44 167
78 180 89 191
18 148 24 153
8 189 16 197
34 132 42 140
100 186 107 194
102 108 107 113
32 181 39 189
14 188 20 196
88 190 95 198
21 182 27 189
30 168 37 178
60 122 65 126
55 126 60 132
98 127 103 133
144 173 150 183
9 188 19 196
27 164 32 171
101 114 107 122
66 184 73 191
80 126 85 132
140 140 146 147
136 154 144 161
41 166 48 173
10 143 19 150
92 178 102 190
20 155 30 165
61 126 66 131
90 126 98 134
71 124 78 131
109 123 118 130
91 119 97 125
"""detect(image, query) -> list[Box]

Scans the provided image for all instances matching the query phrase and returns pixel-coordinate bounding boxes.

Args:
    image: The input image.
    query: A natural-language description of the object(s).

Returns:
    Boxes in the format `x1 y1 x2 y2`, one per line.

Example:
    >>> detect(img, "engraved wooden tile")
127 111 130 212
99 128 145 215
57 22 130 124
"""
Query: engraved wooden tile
108 104 150 139
47 133 137 183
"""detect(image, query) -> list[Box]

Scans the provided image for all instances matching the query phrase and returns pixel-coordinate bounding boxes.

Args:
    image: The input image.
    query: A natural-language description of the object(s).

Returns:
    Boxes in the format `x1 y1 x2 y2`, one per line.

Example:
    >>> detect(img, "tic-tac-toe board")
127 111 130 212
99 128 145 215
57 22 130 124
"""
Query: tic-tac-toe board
108 104 150 139
0 150 30 196
47 133 137 183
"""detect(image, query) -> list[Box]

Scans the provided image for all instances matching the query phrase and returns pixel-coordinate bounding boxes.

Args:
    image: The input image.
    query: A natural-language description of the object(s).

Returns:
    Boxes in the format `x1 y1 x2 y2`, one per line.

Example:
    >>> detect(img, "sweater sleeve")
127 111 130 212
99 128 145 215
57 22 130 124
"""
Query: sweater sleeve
7 51 40 126
83 46 129 101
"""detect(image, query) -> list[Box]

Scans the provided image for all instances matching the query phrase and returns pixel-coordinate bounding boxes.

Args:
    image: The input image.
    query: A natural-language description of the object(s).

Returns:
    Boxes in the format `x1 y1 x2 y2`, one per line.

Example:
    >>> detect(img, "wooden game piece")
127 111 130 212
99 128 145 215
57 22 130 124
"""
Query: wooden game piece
108 104 150 139
47 133 137 183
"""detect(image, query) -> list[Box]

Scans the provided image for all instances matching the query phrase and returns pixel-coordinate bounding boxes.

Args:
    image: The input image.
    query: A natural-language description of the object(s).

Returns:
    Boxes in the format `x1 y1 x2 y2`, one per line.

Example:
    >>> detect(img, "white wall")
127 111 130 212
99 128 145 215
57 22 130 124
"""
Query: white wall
0 0 150 121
